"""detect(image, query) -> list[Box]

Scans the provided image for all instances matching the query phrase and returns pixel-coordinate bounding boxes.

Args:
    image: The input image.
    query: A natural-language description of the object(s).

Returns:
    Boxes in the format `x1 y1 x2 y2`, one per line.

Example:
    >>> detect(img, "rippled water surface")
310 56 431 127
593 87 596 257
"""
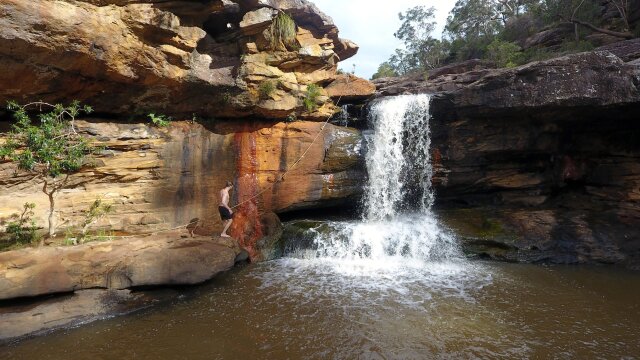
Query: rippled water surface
2 260 639 359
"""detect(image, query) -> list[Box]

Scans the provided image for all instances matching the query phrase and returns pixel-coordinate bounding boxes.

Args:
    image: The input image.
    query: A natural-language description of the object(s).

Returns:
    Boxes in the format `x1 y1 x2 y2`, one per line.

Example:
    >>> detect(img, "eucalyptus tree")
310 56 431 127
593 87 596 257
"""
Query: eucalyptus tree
386 6 450 75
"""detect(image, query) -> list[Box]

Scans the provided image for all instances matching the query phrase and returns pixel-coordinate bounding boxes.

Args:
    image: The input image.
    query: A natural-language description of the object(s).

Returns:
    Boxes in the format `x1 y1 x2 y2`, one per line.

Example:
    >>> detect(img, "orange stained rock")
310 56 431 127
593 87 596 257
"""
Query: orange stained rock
230 130 263 260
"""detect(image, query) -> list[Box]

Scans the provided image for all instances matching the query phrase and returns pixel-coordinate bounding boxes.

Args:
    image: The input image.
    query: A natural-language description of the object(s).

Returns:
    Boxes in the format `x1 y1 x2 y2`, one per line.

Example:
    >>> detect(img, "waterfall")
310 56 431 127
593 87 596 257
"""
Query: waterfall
262 94 486 302
298 94 460 263
365 94 434 220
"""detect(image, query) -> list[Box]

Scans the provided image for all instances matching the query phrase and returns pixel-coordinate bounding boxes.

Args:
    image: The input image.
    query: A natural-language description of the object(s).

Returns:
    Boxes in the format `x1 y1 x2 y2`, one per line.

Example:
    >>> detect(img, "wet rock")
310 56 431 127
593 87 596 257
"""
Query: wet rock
254 212 285 261
0 289 176 341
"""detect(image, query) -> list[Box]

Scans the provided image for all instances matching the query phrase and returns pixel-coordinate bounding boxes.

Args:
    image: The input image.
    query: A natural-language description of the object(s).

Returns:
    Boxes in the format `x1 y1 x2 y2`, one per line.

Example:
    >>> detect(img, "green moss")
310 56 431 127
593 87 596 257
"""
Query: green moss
148 113 172 127
439 208 513 240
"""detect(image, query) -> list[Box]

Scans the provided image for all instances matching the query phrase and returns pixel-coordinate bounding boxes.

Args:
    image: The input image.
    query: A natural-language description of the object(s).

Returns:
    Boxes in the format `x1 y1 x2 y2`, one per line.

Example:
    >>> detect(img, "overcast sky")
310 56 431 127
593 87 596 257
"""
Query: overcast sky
312 0 458 79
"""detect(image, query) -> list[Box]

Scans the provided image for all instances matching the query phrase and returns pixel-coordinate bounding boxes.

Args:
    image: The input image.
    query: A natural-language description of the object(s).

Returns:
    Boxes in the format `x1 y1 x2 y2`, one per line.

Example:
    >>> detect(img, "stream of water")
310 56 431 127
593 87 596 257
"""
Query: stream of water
1 95 639 359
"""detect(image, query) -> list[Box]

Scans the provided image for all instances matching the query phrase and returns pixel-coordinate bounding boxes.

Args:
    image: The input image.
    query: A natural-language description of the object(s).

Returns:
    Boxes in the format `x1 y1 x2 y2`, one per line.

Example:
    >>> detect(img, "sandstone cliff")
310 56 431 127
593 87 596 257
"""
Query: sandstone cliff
0 0 364 120
0 119 364 254
0 0 374 264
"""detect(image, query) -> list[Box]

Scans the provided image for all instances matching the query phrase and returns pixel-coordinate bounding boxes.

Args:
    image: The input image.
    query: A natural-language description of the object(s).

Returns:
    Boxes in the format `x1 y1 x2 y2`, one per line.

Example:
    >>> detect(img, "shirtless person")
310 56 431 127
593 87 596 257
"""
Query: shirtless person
219 181 234 237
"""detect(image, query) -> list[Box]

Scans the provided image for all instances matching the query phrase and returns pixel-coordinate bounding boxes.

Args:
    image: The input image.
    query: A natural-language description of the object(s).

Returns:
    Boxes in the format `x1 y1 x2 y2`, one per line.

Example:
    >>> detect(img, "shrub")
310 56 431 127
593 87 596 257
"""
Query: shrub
65 198 114 245
486 39 522 68
81 199 113 236
5 203 38 245
258 80 276 100
303 84 322 113
270 11 297 51
149 113 172 127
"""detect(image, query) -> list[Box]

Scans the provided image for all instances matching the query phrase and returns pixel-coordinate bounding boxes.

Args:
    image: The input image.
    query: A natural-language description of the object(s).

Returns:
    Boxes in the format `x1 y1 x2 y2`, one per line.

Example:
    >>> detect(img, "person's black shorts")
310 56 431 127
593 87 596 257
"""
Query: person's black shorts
218 206 233 221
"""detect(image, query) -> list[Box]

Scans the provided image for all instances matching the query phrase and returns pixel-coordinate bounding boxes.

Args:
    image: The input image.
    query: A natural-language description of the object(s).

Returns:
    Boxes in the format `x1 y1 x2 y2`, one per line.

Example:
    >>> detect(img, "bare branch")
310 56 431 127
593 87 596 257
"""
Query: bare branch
563 20 634 39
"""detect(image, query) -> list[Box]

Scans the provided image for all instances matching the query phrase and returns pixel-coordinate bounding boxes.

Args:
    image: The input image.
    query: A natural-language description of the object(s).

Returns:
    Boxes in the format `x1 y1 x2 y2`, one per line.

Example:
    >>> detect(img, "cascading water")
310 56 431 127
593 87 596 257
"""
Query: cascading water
365 94 434 218
255 94 489 307
302 94 460 264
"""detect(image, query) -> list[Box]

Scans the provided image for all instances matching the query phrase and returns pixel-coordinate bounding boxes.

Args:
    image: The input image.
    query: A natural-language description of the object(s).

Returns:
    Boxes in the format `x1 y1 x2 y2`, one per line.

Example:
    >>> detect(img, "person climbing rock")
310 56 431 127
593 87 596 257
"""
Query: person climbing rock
219 181 234 237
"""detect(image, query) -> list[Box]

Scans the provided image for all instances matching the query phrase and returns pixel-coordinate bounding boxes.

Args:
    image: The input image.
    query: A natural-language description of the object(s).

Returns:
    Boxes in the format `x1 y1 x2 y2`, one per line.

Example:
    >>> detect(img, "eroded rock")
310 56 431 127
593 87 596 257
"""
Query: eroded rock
0 0 370 120
0 232 240 300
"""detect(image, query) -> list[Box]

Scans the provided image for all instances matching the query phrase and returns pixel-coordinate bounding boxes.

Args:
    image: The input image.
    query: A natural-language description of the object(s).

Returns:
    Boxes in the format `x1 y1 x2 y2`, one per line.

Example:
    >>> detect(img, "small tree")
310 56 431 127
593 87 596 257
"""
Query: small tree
0 101 97 243
77 198 113 244
4 202 38 245
486 39 522 67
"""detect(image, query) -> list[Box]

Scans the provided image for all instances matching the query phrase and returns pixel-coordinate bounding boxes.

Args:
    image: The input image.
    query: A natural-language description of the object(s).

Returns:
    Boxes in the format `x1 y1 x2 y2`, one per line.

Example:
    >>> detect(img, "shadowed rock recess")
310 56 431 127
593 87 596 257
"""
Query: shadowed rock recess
377 45 640 269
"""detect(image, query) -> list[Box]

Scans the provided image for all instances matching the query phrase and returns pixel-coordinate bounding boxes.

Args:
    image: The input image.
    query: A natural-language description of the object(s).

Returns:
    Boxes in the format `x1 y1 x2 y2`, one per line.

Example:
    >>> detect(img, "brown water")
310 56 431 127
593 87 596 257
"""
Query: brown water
1 260 639 359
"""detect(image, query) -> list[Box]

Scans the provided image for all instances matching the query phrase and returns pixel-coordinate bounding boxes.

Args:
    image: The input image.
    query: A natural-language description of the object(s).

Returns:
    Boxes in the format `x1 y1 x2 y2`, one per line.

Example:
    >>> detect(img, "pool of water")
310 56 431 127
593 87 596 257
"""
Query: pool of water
2 259 639 359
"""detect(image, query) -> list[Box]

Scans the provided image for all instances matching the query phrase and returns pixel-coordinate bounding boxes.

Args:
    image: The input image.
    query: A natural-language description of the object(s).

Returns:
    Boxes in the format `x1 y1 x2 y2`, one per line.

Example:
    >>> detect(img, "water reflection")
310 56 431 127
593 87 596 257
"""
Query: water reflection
1 262 639 359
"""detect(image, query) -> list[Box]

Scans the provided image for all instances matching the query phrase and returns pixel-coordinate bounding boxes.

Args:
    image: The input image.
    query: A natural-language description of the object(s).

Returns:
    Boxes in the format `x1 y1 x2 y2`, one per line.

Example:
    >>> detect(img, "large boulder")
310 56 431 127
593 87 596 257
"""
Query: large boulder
376 51 640 114
0 0 368 121
0 233 241 300
325 74 376 101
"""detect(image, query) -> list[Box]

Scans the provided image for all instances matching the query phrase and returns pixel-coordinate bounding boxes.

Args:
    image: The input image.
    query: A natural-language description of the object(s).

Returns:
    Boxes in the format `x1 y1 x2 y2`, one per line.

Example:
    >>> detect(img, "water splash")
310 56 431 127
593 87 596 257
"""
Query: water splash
262 94 486 301
299 94 459 263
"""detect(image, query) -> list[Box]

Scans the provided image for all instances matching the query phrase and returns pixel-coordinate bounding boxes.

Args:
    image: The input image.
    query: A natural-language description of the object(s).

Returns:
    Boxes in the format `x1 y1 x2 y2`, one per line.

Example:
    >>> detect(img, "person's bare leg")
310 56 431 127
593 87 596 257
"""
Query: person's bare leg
221 219 233 237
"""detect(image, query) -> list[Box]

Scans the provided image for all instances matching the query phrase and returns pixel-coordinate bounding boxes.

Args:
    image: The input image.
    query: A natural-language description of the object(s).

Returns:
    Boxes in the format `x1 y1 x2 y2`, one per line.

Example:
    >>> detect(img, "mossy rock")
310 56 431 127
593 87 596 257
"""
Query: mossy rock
280 220 342 255
437 208 521 261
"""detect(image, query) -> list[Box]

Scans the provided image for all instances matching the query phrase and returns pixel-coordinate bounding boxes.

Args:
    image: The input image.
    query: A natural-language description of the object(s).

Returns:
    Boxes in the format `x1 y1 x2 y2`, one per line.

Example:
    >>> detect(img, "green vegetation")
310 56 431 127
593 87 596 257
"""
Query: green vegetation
148 113 172 127
0 101 98 242
371 62 398 80
377 0 637 76
486 39 522 68
79 199 113 244
270 11 297 51
303 84 322 113
62 198 114 245
258 80 276 100
3 203 39 247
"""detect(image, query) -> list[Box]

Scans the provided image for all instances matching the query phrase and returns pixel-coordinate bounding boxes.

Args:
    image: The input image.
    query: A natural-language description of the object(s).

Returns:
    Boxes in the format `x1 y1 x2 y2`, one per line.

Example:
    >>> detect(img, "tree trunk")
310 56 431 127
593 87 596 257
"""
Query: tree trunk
47 192 55 240
569 19 634 39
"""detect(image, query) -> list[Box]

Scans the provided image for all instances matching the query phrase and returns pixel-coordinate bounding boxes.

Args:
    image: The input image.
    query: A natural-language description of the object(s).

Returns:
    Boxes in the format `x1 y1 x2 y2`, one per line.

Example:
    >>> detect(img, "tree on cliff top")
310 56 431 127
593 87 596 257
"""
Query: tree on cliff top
0 101 98 244
385 6 450 76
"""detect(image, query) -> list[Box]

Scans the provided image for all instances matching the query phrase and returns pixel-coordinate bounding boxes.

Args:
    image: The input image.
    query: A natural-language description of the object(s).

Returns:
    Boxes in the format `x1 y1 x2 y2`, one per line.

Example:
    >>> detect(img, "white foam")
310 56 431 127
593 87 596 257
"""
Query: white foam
258 94 491 304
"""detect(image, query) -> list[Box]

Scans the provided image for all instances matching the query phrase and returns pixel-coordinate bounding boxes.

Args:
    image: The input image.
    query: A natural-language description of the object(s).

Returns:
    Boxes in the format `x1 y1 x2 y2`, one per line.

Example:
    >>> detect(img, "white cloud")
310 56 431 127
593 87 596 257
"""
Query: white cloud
312 0 457 79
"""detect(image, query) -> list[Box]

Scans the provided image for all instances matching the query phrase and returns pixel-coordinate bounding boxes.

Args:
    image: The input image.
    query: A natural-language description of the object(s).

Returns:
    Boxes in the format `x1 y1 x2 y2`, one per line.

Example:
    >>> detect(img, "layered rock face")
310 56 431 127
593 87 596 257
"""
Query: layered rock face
0 0 363 120
378 47 640 268
0 0 372 266
0 120 364 241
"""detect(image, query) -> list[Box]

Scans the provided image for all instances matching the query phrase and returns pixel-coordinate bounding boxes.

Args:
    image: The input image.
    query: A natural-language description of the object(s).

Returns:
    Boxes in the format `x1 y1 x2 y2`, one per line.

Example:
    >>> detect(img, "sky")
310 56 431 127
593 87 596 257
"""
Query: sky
312 0 458 79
